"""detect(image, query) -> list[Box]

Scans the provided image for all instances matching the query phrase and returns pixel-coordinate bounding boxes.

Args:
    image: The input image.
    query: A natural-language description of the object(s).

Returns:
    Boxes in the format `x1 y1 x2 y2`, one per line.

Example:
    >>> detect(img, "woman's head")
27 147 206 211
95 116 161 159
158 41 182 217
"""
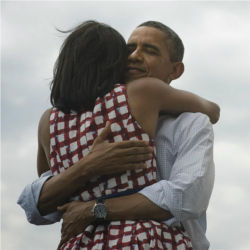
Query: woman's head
50 20 127 113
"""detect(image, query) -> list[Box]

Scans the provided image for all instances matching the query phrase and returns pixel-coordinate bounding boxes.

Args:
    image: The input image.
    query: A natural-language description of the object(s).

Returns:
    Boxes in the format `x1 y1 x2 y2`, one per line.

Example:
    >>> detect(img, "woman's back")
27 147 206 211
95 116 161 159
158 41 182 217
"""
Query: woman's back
50 83 157 202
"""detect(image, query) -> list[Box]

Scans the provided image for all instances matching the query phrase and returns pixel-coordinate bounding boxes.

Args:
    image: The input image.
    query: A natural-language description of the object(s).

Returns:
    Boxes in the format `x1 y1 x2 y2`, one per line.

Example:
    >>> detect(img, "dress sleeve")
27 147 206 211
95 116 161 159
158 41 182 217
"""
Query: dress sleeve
139 114 215 222
17 170 62 225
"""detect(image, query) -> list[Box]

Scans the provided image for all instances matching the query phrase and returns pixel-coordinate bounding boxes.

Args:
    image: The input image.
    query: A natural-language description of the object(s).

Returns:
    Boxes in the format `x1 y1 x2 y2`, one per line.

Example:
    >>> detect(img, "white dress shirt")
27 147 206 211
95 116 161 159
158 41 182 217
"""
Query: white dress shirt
18 112 215 250
140 113 215 249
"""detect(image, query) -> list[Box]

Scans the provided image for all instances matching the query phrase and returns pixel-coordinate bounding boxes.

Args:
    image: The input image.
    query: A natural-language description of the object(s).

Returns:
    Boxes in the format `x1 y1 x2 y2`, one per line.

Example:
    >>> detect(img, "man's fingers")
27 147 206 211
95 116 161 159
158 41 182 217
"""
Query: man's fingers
121 153 153 164
57 238 65 250
114 146 153 157
57 203 69 212
61 222 64 233
98 121 111 141
60 230 77 248
116 140 150 149
115 162 147 173
58 237 67 250
59 229 71 247
93 121 111 145
111 147 153 163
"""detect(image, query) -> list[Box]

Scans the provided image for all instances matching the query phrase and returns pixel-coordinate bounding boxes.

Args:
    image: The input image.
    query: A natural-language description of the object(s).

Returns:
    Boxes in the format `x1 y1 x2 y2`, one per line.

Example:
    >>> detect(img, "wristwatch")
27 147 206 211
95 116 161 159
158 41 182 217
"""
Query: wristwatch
92 198 107 221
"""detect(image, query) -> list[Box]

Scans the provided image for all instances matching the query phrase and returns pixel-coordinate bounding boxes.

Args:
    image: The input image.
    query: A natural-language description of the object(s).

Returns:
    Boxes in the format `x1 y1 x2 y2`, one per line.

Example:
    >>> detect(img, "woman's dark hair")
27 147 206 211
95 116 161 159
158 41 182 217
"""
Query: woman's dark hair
50 20 127 113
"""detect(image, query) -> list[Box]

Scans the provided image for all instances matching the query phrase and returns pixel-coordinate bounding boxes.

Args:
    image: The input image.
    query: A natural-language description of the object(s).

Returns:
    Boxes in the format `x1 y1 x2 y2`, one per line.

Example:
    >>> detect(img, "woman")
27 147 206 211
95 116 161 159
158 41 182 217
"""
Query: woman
38 20 219 249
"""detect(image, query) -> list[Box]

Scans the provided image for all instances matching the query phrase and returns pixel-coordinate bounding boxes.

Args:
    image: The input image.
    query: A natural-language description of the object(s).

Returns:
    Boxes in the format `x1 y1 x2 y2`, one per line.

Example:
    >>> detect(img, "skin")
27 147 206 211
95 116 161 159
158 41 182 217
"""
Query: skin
126 26 184 83
37 26 220 248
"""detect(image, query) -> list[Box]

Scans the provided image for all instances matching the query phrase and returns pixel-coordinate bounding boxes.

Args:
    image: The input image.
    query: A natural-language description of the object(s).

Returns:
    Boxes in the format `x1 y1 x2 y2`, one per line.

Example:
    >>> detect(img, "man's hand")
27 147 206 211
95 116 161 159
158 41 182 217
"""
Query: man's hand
57 194 173 249
57 200 95 249
38 122 153 216
81 121 154 177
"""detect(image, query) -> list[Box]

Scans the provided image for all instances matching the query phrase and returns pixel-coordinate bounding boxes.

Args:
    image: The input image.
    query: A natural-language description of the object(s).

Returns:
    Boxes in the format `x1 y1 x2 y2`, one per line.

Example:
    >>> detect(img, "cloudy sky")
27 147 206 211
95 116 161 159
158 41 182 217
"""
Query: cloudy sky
2 1 250 249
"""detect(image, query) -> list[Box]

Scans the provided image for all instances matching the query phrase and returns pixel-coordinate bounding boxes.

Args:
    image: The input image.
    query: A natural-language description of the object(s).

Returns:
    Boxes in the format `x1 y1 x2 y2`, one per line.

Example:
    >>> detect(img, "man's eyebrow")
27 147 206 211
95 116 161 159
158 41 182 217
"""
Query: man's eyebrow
127 43 160 52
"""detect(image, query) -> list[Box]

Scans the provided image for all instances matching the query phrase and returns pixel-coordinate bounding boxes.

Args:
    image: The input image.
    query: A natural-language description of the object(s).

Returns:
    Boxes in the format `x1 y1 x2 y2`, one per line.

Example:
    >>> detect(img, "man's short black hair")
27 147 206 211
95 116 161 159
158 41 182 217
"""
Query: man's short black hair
138 21 184 62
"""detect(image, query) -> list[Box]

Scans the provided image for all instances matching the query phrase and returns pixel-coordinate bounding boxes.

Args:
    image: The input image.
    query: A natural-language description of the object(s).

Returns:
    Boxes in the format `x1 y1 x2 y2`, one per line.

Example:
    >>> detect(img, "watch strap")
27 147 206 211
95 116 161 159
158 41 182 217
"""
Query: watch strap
96 197 104 204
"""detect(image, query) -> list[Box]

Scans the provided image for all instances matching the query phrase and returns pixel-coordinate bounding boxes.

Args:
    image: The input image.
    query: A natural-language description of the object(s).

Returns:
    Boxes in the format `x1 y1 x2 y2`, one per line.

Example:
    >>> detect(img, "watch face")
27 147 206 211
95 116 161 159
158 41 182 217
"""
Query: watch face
94 203 107 219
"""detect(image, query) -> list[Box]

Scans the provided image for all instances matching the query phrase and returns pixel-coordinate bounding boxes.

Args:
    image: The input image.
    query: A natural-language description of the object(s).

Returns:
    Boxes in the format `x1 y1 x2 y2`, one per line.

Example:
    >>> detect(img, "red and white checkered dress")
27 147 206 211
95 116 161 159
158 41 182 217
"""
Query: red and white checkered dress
50 84 192 249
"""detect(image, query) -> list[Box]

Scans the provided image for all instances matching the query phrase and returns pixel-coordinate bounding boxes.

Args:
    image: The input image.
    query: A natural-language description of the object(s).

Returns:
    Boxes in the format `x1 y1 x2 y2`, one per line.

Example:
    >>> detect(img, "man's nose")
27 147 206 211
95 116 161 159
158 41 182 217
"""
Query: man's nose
128 48 143 62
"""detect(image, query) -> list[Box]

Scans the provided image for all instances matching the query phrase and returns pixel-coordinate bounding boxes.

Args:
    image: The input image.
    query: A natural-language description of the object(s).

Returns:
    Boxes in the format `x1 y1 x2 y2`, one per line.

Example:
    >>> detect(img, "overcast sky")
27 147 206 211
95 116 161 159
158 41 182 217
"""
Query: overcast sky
2 1 250 250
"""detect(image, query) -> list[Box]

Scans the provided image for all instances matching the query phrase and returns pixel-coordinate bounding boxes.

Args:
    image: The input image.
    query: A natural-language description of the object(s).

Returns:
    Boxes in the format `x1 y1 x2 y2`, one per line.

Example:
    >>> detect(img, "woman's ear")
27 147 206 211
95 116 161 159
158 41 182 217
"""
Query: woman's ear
169 62 184 81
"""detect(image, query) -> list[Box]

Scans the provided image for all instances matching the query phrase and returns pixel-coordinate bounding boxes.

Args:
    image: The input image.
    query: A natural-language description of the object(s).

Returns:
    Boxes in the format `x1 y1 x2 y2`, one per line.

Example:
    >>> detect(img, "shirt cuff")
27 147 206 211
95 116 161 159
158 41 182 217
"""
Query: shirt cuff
139 180 183 224
17 171 61 225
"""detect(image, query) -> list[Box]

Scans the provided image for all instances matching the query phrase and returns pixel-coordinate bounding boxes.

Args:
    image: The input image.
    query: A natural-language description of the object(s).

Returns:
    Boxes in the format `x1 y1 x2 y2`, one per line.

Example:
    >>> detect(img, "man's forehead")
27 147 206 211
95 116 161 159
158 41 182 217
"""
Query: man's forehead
127 26 167 47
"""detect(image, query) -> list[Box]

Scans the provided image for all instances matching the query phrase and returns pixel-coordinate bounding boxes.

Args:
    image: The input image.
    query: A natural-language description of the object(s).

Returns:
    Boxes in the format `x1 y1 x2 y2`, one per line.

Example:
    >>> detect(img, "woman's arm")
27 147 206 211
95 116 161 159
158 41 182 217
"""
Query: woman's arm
128 77 220 125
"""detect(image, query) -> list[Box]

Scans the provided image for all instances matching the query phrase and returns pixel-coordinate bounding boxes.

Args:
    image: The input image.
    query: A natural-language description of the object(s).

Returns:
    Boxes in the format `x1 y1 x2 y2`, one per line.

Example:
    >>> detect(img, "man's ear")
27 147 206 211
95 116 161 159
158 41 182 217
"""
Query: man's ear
169 62 184 81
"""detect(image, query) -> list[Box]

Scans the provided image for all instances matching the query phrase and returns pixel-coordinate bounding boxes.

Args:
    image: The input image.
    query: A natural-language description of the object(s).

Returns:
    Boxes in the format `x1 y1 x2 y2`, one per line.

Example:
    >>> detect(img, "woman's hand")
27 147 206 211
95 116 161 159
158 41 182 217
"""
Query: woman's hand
57 200 95 249
206 101 220 124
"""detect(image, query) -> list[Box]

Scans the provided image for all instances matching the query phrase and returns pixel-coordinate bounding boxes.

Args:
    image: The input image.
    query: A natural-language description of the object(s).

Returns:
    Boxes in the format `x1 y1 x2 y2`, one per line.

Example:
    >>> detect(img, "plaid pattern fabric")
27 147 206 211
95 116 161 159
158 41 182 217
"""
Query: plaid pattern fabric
61 220 192 250
50 84 192 249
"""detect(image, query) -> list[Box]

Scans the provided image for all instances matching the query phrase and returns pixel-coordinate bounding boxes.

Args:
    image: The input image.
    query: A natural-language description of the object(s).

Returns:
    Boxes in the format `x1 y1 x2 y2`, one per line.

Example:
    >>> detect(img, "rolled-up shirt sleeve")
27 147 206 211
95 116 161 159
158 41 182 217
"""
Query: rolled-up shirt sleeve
17 170 61 225
139 113 215 223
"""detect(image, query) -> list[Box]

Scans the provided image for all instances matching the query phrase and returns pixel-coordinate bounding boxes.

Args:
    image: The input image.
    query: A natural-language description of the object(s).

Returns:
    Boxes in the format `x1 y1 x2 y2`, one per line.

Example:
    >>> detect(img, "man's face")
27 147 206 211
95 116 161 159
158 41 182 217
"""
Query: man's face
126 26 174 83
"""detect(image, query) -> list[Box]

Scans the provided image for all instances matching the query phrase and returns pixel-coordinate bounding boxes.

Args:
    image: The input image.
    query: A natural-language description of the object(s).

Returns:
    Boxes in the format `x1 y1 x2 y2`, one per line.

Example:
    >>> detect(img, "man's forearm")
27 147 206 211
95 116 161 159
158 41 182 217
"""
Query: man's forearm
105 193 173 222
59 192 173 245
38 139 153 216
38 157 92 215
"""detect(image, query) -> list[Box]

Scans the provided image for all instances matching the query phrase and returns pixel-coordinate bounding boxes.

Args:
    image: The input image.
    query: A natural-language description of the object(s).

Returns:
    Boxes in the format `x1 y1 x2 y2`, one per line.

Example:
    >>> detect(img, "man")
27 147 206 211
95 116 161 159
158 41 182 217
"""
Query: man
18 21 216 249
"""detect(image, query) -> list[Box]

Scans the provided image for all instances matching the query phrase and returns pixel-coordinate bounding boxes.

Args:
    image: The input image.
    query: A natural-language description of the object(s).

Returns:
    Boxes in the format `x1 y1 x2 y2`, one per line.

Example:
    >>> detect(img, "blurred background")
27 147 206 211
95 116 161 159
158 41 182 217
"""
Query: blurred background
2 1 250 249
